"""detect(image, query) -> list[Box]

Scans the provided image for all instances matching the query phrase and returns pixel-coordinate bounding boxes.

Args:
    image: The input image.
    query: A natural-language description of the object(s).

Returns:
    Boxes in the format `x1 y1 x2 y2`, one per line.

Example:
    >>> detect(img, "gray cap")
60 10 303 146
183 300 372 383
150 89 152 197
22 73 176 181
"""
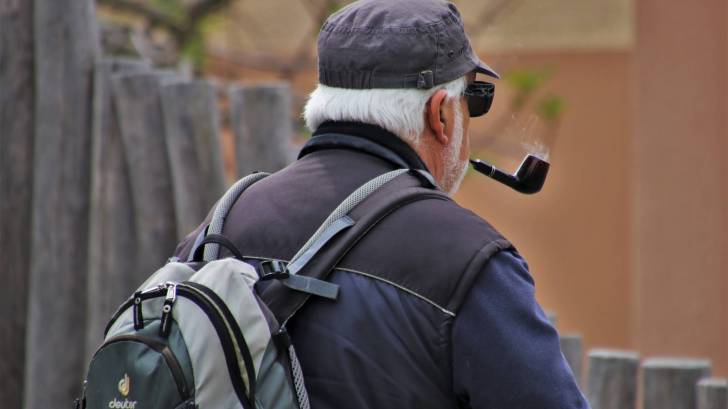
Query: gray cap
317 0 499 90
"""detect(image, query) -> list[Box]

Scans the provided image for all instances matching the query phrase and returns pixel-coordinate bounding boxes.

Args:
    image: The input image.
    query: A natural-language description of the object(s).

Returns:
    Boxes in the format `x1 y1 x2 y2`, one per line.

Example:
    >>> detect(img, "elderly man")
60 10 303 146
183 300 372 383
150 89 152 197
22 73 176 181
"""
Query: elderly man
175 0 588 408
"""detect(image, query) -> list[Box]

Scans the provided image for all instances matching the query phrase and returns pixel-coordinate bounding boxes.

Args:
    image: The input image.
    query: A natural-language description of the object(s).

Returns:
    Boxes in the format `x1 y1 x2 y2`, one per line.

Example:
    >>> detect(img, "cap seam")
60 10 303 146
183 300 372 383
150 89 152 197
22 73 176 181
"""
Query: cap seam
319 67 426 79
322 67 420 78
321 13 459 34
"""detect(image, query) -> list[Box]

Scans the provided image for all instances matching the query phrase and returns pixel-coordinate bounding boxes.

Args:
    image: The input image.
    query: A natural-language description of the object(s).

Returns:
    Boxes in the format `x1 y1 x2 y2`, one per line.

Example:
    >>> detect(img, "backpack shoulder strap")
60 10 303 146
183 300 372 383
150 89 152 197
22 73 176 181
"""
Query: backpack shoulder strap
261 168 449 326
201 172 269 261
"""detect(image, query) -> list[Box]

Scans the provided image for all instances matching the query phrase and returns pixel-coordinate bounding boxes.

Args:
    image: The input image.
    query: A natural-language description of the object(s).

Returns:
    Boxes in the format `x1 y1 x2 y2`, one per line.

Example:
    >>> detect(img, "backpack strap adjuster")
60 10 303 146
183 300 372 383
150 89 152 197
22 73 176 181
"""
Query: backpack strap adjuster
258 260 290 280
258 259 339 300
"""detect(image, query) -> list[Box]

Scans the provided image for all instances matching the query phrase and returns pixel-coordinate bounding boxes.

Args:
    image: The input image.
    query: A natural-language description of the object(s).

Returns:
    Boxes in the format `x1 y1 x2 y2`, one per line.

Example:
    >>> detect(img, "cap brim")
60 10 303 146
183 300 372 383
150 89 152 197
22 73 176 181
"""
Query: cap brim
474 58 500 79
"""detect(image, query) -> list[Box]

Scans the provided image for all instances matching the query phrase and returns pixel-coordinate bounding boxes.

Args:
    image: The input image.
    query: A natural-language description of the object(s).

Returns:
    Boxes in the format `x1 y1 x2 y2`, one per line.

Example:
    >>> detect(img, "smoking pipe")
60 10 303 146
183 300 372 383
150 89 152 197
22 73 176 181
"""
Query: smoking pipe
469 154 550 194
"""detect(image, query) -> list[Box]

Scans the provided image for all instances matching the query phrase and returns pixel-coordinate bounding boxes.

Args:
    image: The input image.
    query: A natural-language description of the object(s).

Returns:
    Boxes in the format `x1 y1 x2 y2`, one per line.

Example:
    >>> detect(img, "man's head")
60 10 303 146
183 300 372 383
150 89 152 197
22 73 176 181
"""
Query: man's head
303 0 497 194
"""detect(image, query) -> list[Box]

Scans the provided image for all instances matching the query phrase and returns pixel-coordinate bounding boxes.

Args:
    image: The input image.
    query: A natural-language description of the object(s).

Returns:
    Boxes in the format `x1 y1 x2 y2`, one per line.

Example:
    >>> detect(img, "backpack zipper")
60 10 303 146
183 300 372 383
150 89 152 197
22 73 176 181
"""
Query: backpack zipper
176 282 257 409
107 284 167 335
104 282 257 409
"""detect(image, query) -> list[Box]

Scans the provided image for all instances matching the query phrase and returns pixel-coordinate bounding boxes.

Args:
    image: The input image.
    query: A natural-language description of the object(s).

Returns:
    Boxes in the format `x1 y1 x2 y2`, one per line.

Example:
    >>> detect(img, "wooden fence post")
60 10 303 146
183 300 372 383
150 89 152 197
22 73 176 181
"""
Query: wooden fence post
161 80 226 238
559 334 583 385
229 83 295 177
112 71 179 281
0 0 34 406
546 311 558 326
24 0 98 406
586 349 639 409
85 58 150 359
696 378 727 409
643 358 711 409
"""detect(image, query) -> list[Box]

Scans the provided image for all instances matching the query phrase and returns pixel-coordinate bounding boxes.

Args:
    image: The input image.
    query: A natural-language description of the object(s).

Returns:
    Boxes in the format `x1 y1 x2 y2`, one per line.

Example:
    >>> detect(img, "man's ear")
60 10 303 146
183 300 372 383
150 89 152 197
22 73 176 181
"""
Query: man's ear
426 89 449 145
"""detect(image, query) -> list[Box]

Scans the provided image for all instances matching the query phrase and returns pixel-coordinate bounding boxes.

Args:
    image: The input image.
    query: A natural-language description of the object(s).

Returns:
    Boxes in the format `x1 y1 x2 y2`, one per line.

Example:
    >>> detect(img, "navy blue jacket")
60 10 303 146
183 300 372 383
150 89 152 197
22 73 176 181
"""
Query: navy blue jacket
174 122 588 409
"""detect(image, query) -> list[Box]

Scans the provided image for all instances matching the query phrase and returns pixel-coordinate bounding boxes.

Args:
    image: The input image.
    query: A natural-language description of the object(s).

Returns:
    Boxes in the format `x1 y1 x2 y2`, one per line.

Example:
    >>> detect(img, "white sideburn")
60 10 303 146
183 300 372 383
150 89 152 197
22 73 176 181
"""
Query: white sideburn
442 102 468 196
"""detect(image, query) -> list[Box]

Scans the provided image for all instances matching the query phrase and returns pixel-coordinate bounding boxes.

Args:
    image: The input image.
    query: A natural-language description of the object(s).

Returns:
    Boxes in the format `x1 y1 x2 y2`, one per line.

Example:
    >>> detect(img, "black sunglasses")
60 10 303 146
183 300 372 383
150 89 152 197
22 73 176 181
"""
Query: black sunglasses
463 81 494 117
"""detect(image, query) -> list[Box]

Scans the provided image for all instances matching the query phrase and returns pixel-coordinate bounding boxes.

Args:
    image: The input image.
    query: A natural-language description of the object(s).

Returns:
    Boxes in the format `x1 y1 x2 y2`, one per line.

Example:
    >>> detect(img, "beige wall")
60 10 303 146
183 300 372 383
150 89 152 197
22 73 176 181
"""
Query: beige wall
456 4 728 375
632 0 727 377
455 50 635 355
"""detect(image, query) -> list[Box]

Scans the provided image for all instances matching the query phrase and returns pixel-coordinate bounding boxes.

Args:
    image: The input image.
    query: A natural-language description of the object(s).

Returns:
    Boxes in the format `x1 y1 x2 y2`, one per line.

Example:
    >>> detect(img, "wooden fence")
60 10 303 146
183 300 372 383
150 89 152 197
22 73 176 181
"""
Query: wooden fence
548 315 727 409
0 0 726 408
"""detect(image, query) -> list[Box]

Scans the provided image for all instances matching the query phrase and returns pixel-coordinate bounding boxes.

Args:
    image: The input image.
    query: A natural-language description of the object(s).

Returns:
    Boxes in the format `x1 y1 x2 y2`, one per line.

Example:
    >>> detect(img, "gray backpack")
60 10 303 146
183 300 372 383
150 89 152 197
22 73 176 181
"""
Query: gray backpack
76 169 438 409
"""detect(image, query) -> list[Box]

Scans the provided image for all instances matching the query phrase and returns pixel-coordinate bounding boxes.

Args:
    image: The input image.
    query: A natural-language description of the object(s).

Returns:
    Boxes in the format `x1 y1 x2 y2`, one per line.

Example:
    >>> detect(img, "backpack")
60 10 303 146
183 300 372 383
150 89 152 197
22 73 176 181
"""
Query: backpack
75 168 440 409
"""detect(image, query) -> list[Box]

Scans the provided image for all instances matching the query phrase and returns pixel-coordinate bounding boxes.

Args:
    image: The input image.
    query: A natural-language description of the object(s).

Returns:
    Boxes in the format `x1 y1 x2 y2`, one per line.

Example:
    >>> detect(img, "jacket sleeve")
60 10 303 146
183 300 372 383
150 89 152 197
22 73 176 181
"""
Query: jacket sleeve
451 250 590 409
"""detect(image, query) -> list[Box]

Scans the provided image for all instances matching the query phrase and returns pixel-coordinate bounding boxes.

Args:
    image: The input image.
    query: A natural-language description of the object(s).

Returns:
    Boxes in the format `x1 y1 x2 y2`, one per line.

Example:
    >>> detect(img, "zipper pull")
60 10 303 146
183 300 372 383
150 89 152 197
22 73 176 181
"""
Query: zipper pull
140 282 166 295
73 380 88 409
133 291 144 330
159 282 178 337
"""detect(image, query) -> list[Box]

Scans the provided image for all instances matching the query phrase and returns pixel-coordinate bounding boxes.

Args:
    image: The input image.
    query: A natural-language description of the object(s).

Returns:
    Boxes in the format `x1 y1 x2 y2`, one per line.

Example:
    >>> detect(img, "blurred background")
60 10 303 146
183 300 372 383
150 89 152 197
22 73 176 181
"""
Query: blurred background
1 0 726 408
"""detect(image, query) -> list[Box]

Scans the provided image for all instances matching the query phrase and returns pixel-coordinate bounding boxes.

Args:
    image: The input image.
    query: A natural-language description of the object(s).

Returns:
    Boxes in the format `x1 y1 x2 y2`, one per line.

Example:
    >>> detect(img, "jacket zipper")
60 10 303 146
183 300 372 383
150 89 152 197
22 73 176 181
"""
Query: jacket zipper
104 282 256 409
97 334 190 401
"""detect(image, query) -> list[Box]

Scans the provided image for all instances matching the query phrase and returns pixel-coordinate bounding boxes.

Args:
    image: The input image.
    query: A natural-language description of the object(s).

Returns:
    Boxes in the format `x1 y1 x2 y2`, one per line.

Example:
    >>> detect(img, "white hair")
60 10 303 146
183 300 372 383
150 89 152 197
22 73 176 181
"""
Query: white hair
442 101 468 195
303 77 467 148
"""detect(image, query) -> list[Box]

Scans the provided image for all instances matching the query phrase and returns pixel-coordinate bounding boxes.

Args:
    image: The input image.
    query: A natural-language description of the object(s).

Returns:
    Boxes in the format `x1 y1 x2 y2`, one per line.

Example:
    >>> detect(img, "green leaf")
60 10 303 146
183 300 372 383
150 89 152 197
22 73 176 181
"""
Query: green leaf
502 68 552 94
151 0 185 22
181 30 206 70
536 95 565 121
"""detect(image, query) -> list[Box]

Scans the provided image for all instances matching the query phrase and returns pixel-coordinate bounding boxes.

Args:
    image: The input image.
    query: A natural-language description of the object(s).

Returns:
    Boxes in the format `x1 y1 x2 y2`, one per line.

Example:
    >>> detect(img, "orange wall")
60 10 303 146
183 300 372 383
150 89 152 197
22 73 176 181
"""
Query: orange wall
456 30 727 377
455 50 635 357
632 0 727 377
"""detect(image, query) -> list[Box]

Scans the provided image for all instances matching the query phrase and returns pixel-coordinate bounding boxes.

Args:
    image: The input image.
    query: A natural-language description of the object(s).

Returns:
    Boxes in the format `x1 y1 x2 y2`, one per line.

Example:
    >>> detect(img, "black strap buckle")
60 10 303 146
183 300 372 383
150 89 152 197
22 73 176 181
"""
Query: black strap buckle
258 260 290 280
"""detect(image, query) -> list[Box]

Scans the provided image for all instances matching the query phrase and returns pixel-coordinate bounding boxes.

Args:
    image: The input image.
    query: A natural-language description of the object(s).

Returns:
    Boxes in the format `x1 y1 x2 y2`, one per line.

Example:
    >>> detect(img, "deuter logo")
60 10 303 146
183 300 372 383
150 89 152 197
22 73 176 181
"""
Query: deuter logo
109 374 137 409
108 397 138 409
118 374 131 396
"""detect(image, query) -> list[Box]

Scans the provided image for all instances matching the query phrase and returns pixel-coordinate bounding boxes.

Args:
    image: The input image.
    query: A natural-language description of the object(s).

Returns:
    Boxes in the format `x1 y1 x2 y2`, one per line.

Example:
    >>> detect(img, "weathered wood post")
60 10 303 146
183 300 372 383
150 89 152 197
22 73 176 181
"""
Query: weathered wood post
85 58 150 358
643 358 711 409
0 0 34 406
24 0 98 406
586 349 639 409
559 334 583 385
696 378 728 409
229 83 295 176
161 80 226 238
546 311 558 326
112 71 179 281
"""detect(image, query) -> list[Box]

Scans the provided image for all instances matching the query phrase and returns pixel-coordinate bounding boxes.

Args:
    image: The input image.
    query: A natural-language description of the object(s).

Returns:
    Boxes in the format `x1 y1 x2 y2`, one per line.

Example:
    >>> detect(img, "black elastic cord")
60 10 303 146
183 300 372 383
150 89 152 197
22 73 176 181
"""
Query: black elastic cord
192 234 244 262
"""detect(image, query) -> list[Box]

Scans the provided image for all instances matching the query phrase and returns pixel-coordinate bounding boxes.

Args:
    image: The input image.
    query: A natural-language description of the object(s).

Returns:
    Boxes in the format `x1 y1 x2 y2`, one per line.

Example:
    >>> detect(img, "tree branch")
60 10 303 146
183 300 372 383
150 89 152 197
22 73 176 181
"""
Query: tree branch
97 0 185 38
99 0 235 49
189 0 233 22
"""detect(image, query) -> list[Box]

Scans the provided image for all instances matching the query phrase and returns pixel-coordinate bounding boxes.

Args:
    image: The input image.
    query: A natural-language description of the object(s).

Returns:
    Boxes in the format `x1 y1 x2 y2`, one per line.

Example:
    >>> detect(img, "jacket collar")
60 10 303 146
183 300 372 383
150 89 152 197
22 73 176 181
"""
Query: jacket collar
298 121 430 171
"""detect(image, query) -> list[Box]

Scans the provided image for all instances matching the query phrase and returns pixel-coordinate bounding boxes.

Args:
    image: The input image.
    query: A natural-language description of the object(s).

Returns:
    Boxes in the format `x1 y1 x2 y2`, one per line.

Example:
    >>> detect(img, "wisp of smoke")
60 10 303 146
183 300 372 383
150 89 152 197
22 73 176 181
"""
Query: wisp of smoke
513 113 551 161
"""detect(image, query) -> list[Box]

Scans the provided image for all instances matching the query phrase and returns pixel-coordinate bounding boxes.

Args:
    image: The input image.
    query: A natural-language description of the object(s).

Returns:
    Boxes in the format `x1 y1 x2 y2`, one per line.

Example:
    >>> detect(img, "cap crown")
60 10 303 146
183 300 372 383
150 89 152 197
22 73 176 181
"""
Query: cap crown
317 0 497 89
